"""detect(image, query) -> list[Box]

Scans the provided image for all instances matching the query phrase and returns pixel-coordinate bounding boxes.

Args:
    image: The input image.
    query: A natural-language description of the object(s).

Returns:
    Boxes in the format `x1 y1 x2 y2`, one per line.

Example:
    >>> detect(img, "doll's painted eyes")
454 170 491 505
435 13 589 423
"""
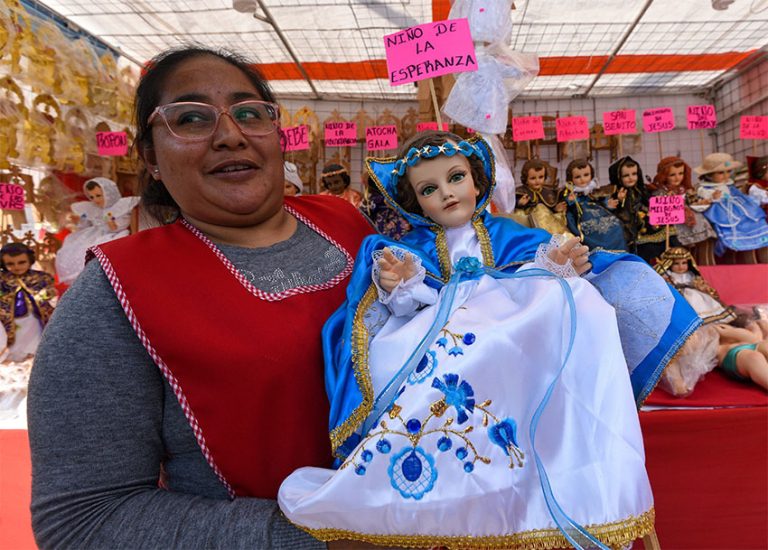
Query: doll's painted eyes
449 171 466 183
420 185 437 197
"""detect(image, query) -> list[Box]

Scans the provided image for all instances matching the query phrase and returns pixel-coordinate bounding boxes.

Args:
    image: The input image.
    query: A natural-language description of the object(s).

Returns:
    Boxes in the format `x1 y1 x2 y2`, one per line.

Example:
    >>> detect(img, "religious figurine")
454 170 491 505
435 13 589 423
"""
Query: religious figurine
319 163 362 208
746 155 768 218
514 158 572 237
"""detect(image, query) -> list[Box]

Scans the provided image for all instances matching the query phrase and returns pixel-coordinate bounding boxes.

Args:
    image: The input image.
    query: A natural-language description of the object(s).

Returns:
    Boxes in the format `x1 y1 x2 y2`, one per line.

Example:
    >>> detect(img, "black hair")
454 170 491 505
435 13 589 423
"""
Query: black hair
134 45 278 223
565 159 594 183
0 242 35 269
520 159 549 186
84 180 101 191
321 164 351 190
394 131 490 216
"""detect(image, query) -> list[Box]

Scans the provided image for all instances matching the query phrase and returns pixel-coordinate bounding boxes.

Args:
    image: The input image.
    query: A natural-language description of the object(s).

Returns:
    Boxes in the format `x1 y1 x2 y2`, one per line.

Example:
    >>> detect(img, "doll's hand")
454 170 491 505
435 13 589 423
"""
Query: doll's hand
548 237 591 275
606 198 619 209
555 201 567 213
378 248 418 293
617 188 627 200
713 190 723 200
518 194 530 206
567 193 576 202
107 219 118 231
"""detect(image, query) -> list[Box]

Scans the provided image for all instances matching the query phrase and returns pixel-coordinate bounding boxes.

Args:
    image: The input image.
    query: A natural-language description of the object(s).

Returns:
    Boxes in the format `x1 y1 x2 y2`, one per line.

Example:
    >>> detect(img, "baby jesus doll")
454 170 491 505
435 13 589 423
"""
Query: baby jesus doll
514 159 572 237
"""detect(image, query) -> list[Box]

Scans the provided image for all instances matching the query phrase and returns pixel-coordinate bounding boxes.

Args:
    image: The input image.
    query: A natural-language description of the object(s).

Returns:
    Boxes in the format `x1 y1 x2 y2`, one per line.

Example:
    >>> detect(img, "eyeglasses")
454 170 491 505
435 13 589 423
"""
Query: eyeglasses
148 100 280 141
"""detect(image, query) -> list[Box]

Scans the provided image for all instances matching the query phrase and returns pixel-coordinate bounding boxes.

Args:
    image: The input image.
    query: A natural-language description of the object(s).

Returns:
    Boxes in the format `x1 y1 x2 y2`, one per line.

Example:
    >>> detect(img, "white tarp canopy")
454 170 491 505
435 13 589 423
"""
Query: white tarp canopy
29 0 768 100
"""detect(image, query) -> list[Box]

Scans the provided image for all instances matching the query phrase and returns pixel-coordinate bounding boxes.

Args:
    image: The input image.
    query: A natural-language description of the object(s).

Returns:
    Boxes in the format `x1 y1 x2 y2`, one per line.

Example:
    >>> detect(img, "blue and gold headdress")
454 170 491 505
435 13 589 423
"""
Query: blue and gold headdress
365 134 496 228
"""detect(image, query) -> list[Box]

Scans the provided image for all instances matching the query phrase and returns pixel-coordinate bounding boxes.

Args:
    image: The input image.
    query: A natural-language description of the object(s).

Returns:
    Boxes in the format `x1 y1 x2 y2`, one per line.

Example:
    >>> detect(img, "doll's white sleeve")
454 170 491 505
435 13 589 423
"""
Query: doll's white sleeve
749 185 768 206
372 247 438 317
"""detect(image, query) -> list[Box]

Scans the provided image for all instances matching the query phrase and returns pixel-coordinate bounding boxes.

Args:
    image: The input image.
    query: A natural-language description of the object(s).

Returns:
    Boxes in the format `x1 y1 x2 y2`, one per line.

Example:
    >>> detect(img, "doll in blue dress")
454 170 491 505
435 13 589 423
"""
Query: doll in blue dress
563 159 627 251
278 132 699 549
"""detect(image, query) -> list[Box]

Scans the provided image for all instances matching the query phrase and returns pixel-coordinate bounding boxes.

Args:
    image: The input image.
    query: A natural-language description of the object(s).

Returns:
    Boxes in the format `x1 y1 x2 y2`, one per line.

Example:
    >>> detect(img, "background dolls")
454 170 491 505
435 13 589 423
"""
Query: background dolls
694 152 768 262
282 161 302 196
746 155 768 217
563 159 627 251
278 131 699 549
0 243 56 362
514 158 572 237
608 156 665 261
54 177 140 286
650 157 717 265
319 163 362 208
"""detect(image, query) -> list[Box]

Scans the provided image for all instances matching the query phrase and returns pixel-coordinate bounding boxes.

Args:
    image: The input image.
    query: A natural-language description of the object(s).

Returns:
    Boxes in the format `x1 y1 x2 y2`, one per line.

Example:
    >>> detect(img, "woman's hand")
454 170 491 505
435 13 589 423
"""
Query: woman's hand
548 237 591 275
378 248 417 293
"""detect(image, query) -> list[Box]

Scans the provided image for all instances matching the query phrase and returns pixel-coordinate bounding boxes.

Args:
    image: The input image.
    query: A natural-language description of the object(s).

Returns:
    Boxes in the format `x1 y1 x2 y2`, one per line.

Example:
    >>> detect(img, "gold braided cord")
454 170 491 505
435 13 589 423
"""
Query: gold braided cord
433 225 452 282
322 168 349 178
329 284 377 457
296 507 655 549
473 218 495 267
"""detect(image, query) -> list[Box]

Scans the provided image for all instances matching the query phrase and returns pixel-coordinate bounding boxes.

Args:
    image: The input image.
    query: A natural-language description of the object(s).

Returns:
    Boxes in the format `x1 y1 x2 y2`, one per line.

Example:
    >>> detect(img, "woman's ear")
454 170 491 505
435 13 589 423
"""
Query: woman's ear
142 146 161 180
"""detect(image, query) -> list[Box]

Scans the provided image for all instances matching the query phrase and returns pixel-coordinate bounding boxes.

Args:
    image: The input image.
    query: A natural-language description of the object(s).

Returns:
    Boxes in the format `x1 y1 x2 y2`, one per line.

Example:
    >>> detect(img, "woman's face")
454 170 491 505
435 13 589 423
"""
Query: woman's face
671 258 689 274
527 168 546 191
620 164 638 188
85 185 105 207
665 164 685 189
144 55 284 227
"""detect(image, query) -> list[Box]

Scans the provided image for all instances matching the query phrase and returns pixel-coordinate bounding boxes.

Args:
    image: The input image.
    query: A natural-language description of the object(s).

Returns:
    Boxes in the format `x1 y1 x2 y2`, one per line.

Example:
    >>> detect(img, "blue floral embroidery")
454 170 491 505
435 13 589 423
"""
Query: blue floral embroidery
489 418 525 468
408 350 438 384
388 446 437 500
432 373 475 424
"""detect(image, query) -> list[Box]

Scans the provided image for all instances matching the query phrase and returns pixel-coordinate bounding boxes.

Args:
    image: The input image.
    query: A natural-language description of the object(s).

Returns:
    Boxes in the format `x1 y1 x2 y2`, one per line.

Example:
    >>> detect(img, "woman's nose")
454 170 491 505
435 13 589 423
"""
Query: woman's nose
212 112 247 149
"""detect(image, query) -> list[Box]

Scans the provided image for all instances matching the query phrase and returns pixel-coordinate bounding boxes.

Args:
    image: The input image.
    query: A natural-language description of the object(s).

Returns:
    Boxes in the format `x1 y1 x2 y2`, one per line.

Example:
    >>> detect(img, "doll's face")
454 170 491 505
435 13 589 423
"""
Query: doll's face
284 180 299 196
323 175 347 195
2 253 31 276
570 166 592 188
665 165 685 189
527 168 547 191
408 152 479 228
670 258 689 274
710 170 731 184
85 185 106 207
620 164 638 188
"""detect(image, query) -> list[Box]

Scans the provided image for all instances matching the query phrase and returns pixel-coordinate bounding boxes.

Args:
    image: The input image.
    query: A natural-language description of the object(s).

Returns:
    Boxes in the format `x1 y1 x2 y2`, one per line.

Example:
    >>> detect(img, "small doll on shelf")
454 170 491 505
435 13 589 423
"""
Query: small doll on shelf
608 156 665 261
278 131 700 549
0 243 56 362
283 161 302 196
650 157 717 265
514 158 572 237
563 158 627 251
714 321 768 391
54 177 140 286
746 155 768 217
319 163 362 208
694 152 768 259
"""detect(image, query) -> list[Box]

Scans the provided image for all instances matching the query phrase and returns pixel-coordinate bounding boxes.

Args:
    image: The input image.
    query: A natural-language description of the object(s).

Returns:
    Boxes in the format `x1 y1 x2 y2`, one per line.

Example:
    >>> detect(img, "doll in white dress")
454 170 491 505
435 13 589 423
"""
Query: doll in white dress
54 177 140 285
278 132 699 549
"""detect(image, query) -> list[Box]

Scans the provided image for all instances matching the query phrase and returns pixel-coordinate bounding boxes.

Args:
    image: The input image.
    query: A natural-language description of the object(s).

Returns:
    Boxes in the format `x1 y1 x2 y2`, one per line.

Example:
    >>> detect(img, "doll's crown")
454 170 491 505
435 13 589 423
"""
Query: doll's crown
392 140 483 177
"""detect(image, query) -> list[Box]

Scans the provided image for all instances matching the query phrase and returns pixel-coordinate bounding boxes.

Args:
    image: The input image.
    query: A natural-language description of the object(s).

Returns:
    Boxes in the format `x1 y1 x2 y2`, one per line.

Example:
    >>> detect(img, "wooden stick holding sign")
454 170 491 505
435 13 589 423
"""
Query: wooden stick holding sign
648 195 685 250
383 18 477 129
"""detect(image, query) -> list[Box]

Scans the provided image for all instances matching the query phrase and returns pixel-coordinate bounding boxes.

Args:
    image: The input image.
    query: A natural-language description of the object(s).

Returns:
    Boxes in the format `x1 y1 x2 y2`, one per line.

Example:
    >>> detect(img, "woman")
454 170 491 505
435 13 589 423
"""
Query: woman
28 46 372 548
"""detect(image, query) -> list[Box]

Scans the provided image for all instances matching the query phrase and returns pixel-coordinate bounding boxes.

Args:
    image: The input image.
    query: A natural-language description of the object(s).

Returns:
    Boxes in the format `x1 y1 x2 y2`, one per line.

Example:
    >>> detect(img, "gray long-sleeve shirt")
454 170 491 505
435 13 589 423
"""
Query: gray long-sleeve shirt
27 221 345 549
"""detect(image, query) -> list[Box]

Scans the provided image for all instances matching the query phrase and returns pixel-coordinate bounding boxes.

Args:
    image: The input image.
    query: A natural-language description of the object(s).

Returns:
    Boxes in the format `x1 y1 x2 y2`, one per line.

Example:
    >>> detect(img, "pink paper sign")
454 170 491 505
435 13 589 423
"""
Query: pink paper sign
648 195 685 225
555 116 589 142
282 125 310 152
512 116 545 142
385 18 478 86
366 126 398 151
642 108 675 133
96 131 128 156
740 116 768 140
603 110 637 136
0 183 25 211
687 105 717 130
324 122 357 147
416 121 450 132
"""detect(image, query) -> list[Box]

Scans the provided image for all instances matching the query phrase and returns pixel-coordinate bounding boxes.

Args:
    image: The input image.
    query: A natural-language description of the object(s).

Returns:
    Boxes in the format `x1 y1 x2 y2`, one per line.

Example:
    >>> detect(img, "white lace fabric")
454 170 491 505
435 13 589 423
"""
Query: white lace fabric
532 234 581 279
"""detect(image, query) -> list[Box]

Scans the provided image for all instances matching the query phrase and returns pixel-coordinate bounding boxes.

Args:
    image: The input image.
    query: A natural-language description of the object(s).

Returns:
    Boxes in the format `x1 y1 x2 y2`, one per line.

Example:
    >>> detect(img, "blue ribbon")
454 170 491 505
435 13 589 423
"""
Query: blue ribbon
361 261 609 549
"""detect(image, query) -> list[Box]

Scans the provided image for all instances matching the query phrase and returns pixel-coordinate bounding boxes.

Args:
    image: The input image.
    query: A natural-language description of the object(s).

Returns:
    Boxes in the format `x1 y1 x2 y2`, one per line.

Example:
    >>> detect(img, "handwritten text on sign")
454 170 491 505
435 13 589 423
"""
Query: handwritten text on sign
282 125 310 152
416 121 450 132
96 132 128 156
648 195 685 225
740 116 768 140
366 126 398 151
324 122 357 147
687 105 717 130
602 110 636 136
555 116 589 142
642 108 675 133
512 116 545 142
0 183 25 211
384 19 477 86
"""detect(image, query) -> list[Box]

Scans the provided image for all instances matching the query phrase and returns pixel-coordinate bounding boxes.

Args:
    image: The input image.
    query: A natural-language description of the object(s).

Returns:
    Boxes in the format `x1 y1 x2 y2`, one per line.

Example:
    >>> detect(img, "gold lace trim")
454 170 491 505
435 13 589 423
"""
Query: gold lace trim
473 218 496 267
433 225 452 282
296 506 655 549
329 284 377 456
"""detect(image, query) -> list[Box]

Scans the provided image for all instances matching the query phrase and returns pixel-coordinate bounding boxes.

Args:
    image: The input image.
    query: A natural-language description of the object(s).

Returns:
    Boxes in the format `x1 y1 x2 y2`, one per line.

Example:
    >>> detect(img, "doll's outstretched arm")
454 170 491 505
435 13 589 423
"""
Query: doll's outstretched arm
525 235 590 278
373 247 438 317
